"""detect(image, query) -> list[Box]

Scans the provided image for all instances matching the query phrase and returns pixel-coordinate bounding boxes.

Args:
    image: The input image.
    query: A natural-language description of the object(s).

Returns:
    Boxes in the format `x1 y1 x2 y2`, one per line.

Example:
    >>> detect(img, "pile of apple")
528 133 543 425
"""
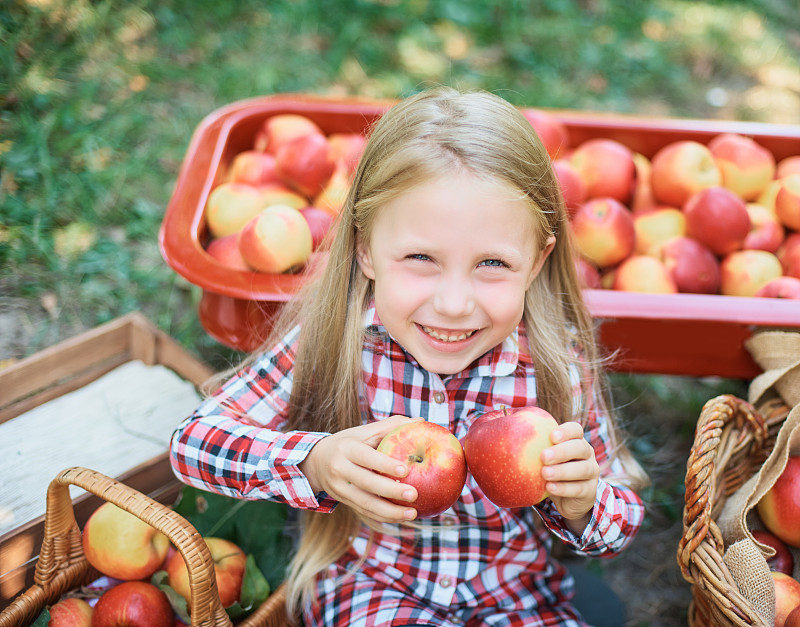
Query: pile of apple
752 454 800 626
45 502 250 627
203 107 800 300
203 114 366 274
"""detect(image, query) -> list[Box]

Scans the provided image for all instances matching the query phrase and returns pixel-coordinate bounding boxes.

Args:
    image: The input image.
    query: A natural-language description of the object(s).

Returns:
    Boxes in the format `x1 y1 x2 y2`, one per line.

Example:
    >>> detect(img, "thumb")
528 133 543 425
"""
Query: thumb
365 415 423 447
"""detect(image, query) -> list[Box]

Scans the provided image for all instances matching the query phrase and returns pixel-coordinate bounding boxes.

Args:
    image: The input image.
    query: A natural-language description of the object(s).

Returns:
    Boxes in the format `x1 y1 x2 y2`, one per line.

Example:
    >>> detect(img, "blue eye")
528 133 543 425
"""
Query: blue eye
407 254 431 261
480 259 507 268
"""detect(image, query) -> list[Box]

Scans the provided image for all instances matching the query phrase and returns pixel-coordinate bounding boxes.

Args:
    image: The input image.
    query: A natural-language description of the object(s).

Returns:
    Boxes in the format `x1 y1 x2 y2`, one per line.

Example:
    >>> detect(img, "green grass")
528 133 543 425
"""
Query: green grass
1 0 798 369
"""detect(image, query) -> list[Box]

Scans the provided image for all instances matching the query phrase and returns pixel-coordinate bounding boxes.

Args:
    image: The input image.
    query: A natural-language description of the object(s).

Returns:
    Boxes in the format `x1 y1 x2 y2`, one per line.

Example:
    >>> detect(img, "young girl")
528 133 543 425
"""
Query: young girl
170 87 648 626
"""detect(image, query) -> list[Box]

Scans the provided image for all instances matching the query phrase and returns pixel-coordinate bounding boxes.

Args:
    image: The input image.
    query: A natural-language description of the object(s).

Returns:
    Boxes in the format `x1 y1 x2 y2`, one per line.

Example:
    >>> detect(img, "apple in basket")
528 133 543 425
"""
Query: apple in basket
752 529 794 575
464 406 559 508
48 597 93 626
772 571 800 627
377 420 467 518
82 502 169 581
757 455 800 548
165 536 247 609
92 581 173 627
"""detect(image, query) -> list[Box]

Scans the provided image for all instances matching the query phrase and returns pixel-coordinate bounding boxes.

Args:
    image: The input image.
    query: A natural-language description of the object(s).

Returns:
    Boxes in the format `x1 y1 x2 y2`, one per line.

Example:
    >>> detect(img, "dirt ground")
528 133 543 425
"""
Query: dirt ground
1 296 748 626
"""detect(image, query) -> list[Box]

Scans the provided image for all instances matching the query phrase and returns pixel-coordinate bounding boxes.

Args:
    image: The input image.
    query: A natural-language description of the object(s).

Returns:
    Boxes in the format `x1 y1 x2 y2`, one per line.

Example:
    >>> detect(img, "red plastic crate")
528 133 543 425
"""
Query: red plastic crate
159 94 800 380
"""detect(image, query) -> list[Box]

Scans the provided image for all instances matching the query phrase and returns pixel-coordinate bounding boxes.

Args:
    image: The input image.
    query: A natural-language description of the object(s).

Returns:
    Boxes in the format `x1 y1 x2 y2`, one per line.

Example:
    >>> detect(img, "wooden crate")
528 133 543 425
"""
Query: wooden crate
0 312 213 608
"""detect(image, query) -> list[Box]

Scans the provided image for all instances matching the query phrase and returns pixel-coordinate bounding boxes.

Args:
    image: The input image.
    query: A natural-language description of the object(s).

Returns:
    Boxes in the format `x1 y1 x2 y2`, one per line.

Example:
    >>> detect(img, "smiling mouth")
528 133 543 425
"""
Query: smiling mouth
421 326 477 343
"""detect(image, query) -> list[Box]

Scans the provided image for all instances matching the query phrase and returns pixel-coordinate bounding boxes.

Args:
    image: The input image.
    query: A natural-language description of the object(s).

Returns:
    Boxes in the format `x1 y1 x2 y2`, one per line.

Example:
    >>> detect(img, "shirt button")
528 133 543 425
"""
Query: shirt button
440 576 453 588
433 391 446 404
442 515 457 526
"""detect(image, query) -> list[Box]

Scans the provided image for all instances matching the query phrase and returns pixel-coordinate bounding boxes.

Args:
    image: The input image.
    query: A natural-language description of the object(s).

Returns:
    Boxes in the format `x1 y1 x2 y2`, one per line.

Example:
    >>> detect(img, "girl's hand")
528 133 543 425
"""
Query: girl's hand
540 421 600 535
299 414 422 524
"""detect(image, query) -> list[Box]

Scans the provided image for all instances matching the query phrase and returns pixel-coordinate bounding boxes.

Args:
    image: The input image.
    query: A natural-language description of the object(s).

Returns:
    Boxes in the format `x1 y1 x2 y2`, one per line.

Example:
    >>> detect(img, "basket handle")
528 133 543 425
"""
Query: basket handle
678 394 768 584
2 467 232 627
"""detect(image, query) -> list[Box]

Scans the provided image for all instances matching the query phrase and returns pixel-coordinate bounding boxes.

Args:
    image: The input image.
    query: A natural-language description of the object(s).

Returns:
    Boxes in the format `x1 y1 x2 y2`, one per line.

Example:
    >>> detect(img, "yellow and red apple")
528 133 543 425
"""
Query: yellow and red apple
779 233 800 280
206 234 251 271
757 456 800 548
464 406 559 508
755 276 800 300
327 132 367 175
48 597 93 626
633 207 686 256
552 159 587 216
82 502 169 581
743 203 785 253
253 113 323 155
650 140 721 208
165 537 247 609
775 174 800 232
275 132 336 199
227 150 279 187
772 572 800 627
377 420 467 518
777 156 800 179
570 198 635 268
522 109 570 159
720 249 783 297
237 204 313 273
569 138 635 203
707 133 776 201
613 255 678 294
92 581 173 627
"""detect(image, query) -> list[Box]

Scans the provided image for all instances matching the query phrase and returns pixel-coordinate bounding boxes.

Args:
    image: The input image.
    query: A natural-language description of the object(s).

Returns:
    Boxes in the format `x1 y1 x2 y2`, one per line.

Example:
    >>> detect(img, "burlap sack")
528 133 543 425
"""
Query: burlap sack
715 331 800 626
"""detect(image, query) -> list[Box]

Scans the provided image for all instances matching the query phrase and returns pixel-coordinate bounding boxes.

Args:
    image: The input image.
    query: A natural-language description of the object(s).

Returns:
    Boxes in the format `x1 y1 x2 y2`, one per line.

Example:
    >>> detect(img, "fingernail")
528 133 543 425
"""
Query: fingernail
404 509 416 520
551 430 562 443
396 465 407 476
402 489 415 501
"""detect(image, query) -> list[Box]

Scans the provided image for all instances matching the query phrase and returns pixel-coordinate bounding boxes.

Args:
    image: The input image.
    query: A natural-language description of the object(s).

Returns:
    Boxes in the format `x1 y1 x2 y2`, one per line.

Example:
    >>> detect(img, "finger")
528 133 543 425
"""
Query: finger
344 463 419 504
338 484 417 524
541 438 594 466
362 415 424 448
545 478 597 500
349 444 413 479
542 459 599 484
549 421 584 444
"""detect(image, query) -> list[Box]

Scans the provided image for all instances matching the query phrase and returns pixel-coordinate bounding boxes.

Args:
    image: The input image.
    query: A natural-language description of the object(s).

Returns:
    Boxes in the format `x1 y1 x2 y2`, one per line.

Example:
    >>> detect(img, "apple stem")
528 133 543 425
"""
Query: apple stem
408 454 423 464
502 405 508 416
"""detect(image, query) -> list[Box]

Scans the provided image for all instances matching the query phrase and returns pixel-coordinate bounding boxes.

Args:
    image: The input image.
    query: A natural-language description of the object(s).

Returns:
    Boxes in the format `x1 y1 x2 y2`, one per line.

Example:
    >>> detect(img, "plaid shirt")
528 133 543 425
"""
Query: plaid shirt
170 307 644 627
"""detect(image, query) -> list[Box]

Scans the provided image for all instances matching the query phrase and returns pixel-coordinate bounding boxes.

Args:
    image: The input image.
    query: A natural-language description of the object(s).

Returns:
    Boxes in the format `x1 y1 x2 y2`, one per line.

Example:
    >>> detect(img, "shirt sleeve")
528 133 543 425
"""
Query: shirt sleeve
533 353 645 557
169 325 337 512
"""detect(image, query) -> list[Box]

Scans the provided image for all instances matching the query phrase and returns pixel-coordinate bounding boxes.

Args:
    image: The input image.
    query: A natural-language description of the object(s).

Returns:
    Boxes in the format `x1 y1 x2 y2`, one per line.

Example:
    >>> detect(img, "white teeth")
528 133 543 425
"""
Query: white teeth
422 326 476 342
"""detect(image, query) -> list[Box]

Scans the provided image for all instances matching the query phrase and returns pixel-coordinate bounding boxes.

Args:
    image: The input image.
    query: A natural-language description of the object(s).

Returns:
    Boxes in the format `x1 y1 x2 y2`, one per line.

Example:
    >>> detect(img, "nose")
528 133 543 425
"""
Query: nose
432 273 476 318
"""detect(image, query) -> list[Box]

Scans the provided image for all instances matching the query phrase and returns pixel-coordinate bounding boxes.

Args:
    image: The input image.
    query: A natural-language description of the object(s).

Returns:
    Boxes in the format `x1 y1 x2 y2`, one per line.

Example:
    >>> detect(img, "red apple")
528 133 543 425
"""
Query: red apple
165 537 247 609
569 138 635 203
720 249 783 297
327 132 367 175
752 529 795 575
575 257 601 289
707 133 776 201
253 113 323 154
683 186 751 256
82 503 169 581
756 276 800 300
91 581 173 627
659 236 721 294
49 597 93 626
522 109 570 159
464 406 559 508
206 234 250 271
787 605 800 627
779 233 800 280
743 203 785 253
552 159 587 216
772 572 800 627
757 456 800 548
275 132 335 199
633 207 686 256
570 198 636 268
650 140 722 207
237 204 313 273
612 255 678 294
312 167 351 216
777 156 800 179
377 420 466 518
227 150 279 186
299 206 335 250
775 174 800 232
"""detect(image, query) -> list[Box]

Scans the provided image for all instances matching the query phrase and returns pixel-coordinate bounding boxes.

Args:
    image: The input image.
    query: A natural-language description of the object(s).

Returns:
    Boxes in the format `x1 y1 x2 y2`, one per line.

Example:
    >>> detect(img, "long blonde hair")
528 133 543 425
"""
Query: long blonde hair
238 87 647 616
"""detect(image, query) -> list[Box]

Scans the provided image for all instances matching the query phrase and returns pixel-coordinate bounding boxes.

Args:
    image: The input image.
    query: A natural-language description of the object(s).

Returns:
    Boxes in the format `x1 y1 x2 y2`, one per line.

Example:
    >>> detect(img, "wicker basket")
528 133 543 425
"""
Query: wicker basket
678 394 791 626
0 467 289 627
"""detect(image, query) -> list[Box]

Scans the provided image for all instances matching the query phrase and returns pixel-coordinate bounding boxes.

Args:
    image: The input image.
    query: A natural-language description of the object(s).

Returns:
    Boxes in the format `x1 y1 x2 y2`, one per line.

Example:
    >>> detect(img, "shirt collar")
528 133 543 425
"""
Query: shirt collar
363 304 526 379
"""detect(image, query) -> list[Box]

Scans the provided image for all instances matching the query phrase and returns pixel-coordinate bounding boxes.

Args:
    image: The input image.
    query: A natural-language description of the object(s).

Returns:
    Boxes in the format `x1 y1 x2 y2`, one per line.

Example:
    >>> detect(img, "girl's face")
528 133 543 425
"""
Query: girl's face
356 172 555 376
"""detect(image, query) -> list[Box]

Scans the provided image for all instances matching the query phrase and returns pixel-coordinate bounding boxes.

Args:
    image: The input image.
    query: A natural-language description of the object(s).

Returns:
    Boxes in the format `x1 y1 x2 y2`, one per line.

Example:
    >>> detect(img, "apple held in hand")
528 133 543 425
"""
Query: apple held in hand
165 537 247 609
92 581 173 627
464 406 558 508
377 420 467 518
82 502 169 581
49 597 93 626
757 456 800 548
